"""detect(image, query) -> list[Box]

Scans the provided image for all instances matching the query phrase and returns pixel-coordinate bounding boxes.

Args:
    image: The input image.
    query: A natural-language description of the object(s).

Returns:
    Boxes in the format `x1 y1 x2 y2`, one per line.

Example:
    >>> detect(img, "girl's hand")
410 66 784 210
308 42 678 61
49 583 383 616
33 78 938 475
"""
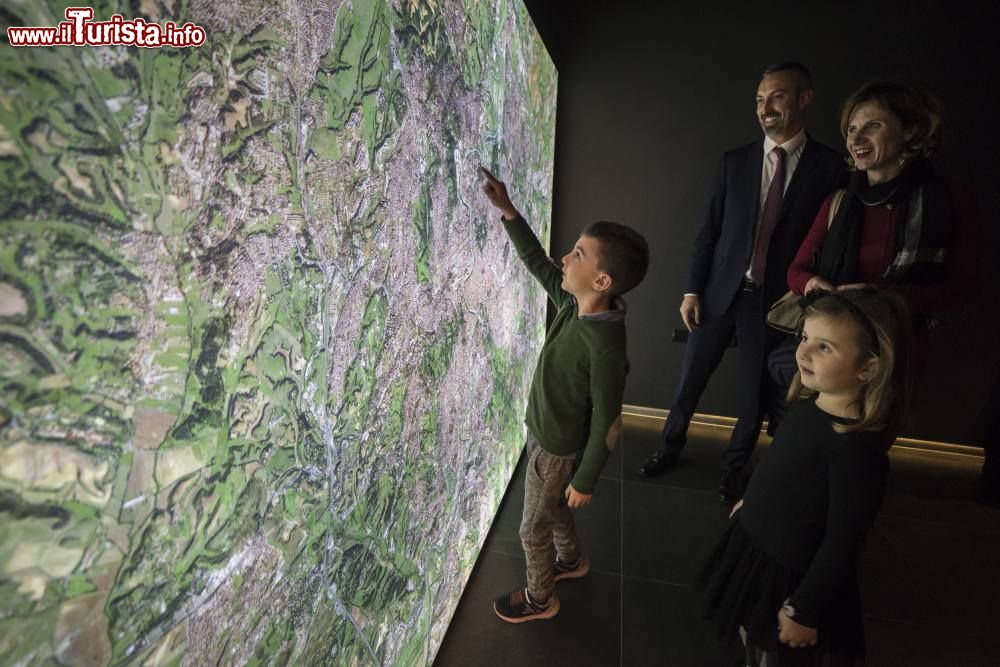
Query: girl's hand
777 605 818 649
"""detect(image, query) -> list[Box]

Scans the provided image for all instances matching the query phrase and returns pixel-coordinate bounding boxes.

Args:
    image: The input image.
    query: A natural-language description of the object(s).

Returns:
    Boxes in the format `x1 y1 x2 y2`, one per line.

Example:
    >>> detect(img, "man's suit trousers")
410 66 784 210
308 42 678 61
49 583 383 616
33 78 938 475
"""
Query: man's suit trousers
661 287 784 472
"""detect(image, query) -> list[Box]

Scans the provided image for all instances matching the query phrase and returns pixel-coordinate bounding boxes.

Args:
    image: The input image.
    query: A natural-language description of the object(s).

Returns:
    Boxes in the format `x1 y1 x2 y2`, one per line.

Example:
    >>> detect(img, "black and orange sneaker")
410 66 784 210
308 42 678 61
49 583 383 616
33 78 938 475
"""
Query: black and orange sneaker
553 555 590 582
493 587 559 623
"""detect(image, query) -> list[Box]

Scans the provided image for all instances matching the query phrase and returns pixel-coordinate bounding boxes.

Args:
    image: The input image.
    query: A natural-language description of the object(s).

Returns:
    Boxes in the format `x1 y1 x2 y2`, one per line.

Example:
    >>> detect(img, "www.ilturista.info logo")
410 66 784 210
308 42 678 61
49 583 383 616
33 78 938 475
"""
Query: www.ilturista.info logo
6 7 206 48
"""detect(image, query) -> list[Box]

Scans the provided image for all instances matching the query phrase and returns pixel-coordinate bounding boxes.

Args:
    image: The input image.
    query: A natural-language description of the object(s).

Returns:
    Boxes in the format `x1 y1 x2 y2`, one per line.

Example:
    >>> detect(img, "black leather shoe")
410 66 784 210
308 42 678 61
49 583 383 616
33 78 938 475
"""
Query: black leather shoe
718 470 741 506
639 451 678 477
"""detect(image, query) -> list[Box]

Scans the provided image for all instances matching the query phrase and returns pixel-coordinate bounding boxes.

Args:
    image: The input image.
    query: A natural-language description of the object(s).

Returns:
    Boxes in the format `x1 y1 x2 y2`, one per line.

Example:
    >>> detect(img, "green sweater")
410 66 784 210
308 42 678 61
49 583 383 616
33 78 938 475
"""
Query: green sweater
503 216 628 494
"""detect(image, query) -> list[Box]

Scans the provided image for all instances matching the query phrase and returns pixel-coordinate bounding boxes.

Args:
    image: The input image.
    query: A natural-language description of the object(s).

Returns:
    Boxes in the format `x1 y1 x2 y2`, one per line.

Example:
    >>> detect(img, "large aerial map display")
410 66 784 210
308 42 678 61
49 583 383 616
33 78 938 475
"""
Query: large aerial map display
0 0 556 664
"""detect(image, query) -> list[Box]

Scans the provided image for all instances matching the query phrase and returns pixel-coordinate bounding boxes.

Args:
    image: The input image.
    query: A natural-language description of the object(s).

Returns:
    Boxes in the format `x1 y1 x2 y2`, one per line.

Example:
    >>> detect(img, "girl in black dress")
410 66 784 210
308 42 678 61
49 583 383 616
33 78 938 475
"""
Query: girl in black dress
698 288 911 666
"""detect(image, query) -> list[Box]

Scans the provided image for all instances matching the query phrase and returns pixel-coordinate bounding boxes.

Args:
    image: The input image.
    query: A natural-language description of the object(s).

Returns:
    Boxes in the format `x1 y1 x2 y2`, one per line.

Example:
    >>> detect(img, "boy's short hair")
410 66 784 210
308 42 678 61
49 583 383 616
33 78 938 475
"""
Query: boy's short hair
581 221 650 296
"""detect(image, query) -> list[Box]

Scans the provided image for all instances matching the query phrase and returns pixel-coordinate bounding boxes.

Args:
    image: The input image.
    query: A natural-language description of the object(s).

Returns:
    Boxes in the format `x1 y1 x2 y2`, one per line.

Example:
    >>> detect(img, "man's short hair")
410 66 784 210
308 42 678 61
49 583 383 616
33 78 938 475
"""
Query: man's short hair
582 221 650 297
762 62 813 94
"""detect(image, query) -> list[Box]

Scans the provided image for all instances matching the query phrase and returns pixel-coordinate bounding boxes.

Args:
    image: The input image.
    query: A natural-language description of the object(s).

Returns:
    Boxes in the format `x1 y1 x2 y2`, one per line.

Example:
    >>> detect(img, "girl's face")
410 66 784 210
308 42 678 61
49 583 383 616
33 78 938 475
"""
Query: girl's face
796 314 874 400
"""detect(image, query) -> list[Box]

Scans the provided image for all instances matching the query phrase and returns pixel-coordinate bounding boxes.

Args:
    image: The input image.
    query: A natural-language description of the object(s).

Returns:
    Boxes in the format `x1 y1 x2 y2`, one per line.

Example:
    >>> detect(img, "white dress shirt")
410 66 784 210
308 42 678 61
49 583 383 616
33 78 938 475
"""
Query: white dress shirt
744 130 808 282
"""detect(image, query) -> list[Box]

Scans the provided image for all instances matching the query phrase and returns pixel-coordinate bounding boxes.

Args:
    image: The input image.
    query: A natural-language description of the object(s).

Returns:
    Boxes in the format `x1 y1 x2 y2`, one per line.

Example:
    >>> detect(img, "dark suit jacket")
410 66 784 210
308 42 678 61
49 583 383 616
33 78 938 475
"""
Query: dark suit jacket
684 136 845 317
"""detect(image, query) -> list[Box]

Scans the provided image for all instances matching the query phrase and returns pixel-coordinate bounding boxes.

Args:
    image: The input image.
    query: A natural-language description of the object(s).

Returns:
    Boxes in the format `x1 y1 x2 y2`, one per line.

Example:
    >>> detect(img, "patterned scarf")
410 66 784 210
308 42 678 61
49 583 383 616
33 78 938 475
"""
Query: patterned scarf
816 159 952 286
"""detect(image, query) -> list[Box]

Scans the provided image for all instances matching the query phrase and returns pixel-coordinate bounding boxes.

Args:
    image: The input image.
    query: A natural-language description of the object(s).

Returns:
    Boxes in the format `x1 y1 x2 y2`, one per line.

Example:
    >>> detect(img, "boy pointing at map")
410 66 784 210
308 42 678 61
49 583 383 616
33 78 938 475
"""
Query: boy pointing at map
480 167 649 622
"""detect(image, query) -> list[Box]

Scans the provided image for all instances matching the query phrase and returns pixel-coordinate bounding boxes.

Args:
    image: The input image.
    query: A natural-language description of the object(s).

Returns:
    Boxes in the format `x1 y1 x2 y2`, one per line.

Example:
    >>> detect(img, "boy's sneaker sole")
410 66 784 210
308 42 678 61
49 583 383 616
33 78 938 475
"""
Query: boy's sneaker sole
554 555 590 582
493 588 560 623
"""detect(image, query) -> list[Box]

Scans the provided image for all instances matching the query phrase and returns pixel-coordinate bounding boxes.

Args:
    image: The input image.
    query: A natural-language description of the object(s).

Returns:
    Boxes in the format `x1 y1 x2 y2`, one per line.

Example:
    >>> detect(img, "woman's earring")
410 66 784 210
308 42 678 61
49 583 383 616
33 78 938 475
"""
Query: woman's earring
898 155 906 167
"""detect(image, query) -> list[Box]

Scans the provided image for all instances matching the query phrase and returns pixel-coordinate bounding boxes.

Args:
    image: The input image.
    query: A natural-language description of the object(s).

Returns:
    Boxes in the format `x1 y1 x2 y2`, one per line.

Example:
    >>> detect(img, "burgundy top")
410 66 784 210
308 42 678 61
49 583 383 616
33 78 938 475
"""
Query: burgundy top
787 181 981 316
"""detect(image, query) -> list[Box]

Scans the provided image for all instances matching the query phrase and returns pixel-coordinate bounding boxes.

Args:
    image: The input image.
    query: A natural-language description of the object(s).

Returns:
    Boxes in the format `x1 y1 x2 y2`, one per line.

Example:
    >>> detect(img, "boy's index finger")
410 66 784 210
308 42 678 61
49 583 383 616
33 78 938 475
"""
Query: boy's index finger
479 166 499 185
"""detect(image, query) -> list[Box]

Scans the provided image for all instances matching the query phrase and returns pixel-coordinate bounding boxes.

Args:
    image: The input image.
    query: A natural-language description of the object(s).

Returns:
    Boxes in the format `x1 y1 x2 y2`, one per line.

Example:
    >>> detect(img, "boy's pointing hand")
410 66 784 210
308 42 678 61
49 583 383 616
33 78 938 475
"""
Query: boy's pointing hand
479 167 520 221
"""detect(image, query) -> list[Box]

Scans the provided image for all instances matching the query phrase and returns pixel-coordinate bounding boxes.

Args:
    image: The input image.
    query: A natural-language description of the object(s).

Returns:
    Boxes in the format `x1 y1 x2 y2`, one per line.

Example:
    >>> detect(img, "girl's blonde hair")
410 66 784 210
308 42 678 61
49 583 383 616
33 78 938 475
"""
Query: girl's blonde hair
787 288 912 437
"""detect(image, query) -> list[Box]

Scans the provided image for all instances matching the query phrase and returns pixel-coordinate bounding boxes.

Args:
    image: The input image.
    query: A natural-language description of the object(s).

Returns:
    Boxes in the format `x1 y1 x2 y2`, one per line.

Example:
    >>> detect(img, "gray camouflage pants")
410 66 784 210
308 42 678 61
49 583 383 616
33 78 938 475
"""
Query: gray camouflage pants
519 432 580 601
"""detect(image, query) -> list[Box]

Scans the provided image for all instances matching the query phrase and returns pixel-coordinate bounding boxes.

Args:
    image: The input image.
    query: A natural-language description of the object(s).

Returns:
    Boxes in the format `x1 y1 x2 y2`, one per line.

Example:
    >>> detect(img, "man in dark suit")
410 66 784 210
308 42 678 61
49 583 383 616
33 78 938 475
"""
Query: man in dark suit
640 63 845 503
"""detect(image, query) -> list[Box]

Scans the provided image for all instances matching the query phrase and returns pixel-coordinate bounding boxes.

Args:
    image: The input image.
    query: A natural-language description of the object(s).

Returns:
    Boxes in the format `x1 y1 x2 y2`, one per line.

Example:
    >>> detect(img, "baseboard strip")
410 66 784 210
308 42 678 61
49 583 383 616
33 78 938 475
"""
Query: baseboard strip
621 404 984 460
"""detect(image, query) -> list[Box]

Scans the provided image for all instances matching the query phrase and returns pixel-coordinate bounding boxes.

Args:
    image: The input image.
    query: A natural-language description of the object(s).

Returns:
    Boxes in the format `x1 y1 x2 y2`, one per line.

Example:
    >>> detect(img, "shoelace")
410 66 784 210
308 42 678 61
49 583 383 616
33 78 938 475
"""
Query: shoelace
514 588 545 610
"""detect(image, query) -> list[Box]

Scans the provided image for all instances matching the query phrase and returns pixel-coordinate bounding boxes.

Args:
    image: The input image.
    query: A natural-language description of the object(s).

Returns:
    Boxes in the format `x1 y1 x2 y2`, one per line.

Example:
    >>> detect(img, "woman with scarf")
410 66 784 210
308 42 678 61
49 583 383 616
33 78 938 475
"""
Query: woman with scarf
781 80 980 391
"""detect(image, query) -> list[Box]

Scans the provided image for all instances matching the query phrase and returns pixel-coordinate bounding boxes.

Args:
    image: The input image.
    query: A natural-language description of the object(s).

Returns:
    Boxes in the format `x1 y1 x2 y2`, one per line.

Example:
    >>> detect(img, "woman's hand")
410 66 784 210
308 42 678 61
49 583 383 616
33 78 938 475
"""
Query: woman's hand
777 604 818 649
804 276 834 294
836 282 874 291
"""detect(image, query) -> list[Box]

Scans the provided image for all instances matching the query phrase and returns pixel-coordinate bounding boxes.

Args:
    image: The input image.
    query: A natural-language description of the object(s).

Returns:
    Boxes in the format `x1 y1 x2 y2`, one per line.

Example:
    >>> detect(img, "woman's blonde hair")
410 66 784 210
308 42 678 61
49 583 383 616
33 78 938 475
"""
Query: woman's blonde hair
839 80 943 168
787 288 912 437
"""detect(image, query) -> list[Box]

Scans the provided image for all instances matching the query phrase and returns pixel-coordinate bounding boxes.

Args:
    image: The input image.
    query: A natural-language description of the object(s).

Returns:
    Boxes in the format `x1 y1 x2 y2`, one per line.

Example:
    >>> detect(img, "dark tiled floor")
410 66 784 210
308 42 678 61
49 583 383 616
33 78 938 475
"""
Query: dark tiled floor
435 416 1000 666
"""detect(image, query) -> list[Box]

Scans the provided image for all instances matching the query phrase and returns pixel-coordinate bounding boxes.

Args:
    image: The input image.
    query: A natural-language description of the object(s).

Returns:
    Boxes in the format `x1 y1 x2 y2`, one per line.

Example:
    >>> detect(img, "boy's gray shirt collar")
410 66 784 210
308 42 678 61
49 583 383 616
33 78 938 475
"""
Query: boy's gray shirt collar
575 296 627 322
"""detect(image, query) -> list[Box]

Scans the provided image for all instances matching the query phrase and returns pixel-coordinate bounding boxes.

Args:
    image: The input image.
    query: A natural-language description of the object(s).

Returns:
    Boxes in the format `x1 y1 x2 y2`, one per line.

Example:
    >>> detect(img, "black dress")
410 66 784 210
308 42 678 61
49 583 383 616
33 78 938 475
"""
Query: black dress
696 398 888 659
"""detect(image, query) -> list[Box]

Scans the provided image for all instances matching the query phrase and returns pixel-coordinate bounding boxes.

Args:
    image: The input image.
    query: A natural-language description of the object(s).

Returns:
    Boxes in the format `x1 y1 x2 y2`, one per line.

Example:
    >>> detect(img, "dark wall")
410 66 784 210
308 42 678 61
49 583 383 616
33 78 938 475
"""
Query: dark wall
524 0 1000 444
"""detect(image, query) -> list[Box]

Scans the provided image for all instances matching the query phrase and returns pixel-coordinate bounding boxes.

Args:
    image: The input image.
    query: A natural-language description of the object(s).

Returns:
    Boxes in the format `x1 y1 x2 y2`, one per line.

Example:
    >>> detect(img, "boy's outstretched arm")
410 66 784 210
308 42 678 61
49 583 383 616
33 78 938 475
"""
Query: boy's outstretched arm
479 167 569 307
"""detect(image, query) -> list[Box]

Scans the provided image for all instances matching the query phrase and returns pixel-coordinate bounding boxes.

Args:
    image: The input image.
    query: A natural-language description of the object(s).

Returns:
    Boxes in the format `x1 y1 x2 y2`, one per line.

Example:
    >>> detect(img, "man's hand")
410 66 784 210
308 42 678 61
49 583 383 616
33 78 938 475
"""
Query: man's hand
479 167 520 221
680 294 701 332
804 276 835 294
565 484 592 508
777 604 818 649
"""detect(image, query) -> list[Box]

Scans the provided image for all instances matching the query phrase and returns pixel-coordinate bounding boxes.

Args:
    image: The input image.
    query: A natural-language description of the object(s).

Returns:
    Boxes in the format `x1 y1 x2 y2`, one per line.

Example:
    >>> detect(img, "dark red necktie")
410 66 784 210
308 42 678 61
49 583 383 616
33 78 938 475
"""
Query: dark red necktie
750 146 787 283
